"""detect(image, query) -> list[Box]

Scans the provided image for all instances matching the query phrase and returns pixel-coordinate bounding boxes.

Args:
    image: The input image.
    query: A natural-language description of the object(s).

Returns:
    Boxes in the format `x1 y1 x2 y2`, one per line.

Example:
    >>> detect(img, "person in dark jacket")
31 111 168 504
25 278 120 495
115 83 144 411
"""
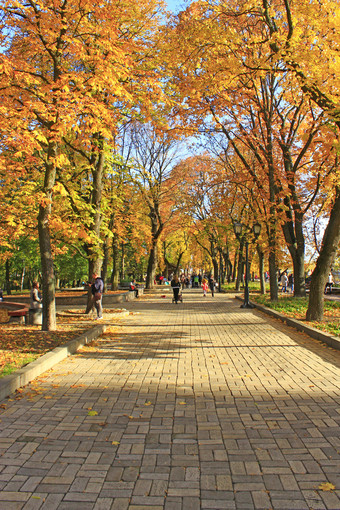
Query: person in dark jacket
209 276 215 297
171 275 181 304
91 273 104 319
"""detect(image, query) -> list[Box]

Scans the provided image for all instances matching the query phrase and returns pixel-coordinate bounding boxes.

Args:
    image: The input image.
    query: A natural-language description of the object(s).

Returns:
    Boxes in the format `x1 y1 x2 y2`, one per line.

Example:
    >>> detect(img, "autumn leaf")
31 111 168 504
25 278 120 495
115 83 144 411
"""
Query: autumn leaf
318 482 336 491
88 410 98 416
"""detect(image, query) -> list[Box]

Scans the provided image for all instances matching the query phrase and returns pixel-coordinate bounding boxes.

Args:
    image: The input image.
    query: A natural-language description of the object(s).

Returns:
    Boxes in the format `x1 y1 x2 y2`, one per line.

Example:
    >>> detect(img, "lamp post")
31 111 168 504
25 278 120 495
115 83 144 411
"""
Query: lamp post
234 222 261 309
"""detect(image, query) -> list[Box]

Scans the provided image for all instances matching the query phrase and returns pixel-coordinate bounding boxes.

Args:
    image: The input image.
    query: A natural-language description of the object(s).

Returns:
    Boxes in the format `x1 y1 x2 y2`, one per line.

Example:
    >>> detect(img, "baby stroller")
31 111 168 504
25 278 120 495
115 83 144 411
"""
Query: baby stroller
172 286 183 304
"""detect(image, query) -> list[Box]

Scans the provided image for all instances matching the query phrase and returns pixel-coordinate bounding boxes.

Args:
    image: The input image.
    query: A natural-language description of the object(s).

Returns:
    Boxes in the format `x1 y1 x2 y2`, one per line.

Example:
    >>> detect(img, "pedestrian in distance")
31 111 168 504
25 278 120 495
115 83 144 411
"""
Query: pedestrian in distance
202 278 208 297
325 272 334 294
288 273 294 293
91 272 104 319
209 276 215 297
280 272 288 293
171 274 181 304
30 281 42 310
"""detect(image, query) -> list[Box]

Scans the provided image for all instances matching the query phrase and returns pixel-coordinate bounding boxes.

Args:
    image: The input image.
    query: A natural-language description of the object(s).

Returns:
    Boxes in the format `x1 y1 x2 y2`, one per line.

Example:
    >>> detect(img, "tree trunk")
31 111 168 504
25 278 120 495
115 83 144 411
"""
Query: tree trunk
146 239 158 289
110 234 120 291
175 252 184 275
223 248 233 283
282 211 306 297
85 139 104 313
235 242 244 291
257 246 266 295
212 256 219 280
5 259 11 295
306 186 340 321
120 243 125 281
268 250 278 301
38 151 57 331
102 237 109 290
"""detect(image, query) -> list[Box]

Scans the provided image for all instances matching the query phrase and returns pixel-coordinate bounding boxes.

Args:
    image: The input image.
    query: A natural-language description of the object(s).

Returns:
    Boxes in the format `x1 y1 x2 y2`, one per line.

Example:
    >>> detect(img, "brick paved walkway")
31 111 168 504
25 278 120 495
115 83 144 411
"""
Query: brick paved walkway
0 293 340 510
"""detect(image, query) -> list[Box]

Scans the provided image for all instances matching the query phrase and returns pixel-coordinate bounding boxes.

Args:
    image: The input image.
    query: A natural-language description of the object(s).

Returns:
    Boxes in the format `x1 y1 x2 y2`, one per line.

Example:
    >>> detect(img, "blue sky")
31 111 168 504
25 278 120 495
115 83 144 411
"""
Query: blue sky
165 0 188 13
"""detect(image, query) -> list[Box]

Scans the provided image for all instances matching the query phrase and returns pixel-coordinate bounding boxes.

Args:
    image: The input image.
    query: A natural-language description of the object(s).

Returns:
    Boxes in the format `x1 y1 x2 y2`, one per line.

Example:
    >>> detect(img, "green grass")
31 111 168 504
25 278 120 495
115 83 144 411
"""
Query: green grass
250 294 340 337
221 282 340 337
0 355 37 378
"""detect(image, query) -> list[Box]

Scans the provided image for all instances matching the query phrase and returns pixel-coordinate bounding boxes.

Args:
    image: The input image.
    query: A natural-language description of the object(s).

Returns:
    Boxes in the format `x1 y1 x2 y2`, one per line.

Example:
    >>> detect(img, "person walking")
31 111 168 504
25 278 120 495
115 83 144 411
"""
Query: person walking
29 281 43 325
91 273 104 319
325 272 334 294
171 274 181 304
30 281 42 310
209 275 215 297
280 272 288 293
202 278 208 297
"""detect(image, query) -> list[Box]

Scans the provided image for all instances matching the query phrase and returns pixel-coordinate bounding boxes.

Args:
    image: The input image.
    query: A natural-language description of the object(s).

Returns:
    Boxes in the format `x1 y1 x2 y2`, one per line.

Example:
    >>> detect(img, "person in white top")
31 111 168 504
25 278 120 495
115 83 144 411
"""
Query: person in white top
325 272 334 294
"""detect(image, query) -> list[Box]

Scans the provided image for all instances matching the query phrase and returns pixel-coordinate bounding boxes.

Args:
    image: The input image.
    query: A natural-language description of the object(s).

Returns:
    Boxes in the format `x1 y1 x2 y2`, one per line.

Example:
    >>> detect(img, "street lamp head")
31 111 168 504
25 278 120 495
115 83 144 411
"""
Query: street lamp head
233 222 242 237
253 222 261 238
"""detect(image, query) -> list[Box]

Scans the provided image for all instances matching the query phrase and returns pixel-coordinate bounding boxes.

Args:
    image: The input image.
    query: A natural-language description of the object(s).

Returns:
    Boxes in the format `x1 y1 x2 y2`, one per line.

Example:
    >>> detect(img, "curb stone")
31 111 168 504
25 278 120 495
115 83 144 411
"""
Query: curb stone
0 310 129 401
235 295 340 351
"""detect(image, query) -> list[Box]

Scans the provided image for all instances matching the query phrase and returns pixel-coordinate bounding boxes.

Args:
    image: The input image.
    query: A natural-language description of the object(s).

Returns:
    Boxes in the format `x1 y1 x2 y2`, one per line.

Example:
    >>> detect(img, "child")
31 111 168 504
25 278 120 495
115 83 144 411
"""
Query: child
202 278 208 297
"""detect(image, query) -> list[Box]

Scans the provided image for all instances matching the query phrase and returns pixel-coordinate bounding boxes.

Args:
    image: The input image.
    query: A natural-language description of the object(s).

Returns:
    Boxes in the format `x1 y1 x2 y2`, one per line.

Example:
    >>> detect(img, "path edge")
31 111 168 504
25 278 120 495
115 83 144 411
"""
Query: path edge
0 323 108 401
235 296 340 351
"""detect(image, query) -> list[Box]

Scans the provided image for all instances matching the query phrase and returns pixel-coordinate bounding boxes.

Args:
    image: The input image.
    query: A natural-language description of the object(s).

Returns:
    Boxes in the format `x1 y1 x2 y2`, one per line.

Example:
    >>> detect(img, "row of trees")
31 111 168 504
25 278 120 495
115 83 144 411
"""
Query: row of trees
1 0 339 330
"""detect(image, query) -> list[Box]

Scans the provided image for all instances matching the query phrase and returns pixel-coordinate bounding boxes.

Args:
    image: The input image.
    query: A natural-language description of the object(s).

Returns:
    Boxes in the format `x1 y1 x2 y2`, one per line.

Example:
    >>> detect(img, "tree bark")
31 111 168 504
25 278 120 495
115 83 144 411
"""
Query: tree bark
110 234 120 291
281 204 306 297
235 242 244 291
268 250 278 301
146 239 158 289
101 237 109 290
5 259 11 295
85 138 104 313
38 148 57 331
306 186 340 321
145 209 162 289
257 246 266 294
223 247 233 283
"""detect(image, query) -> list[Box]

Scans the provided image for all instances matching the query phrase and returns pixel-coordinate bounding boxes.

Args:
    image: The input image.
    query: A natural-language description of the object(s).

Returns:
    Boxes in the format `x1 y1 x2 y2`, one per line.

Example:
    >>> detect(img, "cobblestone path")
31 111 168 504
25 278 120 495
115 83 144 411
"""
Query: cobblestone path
0 293 339 510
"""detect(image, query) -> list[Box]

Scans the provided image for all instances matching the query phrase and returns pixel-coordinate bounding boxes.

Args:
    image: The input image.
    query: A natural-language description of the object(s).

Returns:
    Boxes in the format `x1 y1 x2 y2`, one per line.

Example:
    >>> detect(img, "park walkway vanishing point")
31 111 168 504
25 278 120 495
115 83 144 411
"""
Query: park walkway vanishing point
0 292 339 510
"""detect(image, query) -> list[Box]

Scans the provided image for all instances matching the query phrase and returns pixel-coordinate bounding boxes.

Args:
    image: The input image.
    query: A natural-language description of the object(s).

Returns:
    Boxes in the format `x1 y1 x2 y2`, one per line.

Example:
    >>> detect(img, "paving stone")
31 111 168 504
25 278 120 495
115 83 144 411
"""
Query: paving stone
0 294 339 510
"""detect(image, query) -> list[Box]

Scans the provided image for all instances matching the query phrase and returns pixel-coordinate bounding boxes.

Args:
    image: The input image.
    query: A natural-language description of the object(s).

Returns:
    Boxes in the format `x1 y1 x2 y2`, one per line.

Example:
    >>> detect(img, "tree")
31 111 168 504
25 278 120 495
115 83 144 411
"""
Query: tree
122 122 181 288
167 0 340 313
0 0 167 328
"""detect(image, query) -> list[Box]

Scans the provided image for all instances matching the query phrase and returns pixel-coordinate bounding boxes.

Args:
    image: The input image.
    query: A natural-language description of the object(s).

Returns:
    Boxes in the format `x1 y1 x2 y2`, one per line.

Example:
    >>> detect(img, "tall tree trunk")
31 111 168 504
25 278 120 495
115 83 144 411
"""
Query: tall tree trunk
102 237 109 290
38 151 57 331
257 246 266 295
146 210 162 289
212 256 219 280
306 186 340 321
85 139 104 313
20 263 25 292
223 247 233 283
120 243 125 281
146 239 158 289
5 259 11 295
110 234 120 291
175 252 184 275
282 209 306 297
268 251 278 301
235 242 244 291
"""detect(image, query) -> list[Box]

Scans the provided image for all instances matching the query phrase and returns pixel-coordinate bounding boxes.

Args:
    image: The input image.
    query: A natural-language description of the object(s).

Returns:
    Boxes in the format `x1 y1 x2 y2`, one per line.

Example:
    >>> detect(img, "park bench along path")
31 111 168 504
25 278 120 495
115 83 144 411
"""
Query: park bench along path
0 293 339 509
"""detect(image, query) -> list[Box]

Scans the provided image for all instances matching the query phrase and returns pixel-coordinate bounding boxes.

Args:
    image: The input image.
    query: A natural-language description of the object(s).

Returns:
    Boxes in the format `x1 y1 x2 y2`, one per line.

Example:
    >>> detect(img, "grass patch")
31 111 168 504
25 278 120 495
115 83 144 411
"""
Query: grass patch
251 294 340 337
1 356 37 378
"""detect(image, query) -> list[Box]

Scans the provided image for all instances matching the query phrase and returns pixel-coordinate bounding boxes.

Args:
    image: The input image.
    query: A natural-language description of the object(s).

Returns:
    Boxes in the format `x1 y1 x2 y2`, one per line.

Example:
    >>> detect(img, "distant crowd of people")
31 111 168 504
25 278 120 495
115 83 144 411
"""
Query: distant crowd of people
155 272 217 304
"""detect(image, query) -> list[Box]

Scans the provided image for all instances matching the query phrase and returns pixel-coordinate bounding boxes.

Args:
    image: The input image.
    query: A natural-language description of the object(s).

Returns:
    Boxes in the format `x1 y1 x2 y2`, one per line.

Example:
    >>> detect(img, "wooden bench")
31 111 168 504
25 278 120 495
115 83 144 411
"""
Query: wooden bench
0 302 29 324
